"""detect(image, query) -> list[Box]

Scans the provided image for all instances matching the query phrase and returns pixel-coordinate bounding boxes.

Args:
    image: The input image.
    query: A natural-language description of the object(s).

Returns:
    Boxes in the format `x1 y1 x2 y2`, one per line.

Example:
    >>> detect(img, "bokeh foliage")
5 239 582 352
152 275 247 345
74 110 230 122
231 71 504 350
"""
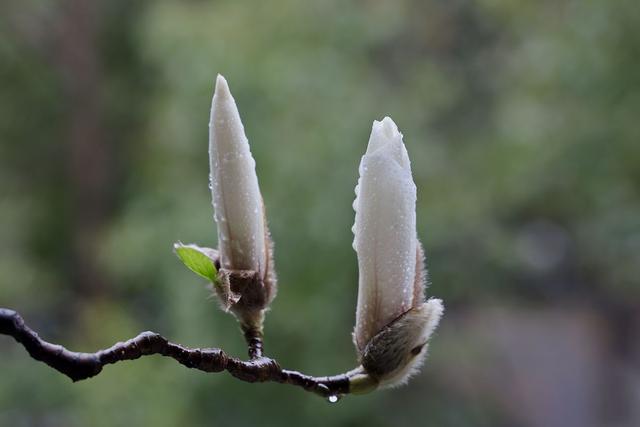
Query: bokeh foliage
1 0 639 426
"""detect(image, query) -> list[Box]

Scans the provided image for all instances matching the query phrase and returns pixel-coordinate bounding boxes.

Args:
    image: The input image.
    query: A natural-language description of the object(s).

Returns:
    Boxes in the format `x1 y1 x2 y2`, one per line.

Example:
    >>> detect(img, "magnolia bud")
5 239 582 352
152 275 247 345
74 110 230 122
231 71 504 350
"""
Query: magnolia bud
209 75 276 330
352 117 443 388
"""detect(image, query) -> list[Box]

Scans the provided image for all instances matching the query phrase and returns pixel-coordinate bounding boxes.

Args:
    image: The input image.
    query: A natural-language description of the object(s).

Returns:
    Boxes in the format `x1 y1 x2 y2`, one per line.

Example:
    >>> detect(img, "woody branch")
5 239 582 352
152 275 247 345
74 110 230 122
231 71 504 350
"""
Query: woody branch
0 308 349 398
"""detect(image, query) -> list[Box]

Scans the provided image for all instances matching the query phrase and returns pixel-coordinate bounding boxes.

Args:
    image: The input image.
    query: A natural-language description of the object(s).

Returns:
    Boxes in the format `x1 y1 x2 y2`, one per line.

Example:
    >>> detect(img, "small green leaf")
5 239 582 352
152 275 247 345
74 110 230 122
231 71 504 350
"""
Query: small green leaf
173 243 218 282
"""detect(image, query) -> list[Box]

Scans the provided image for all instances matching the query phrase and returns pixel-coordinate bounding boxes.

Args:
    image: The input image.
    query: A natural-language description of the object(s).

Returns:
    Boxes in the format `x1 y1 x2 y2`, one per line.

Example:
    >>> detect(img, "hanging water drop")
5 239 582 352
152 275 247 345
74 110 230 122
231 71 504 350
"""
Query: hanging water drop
327 395 339 403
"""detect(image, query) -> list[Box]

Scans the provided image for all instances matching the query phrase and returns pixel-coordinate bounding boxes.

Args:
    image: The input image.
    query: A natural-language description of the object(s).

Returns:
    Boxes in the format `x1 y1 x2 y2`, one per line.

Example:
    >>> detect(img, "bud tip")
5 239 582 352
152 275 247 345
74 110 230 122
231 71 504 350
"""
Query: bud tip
214 74 231 99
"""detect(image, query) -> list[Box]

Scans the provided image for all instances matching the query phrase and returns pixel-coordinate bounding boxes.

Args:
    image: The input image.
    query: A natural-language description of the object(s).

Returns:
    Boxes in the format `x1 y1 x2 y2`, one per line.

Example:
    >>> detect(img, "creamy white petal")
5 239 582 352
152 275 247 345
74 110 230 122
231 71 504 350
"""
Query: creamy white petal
353 117 418 351
209 74 266 275
365 117 411 170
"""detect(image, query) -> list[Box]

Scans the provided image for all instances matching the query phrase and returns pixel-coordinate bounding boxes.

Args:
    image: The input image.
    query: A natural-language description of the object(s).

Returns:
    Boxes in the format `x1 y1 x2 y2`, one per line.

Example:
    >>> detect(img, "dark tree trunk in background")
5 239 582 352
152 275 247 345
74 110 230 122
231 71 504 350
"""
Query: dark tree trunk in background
54 0 111 298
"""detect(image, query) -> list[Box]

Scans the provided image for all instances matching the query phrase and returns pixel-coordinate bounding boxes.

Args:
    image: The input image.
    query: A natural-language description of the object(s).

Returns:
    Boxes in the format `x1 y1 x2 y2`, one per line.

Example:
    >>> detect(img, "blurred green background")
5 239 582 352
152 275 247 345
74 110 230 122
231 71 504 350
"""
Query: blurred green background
1 0 639 426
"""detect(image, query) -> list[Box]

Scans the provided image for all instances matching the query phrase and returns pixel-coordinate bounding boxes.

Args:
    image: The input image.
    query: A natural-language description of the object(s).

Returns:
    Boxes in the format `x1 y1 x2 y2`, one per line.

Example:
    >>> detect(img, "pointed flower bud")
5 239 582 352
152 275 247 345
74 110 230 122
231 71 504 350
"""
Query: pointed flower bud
210 74 266 274
207 75 276 330
352 117 443 388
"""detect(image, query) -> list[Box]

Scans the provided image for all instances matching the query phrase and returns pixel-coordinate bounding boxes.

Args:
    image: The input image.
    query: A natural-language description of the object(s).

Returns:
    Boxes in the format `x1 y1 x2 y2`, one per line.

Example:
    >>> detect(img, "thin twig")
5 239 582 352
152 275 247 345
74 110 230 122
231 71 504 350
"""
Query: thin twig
242 326 264 359
0 308 350 398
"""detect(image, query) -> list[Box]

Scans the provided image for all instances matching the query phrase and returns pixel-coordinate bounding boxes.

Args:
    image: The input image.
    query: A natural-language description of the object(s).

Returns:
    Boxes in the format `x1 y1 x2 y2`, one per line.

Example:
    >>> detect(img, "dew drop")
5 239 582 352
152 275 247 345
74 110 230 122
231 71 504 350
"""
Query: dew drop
327 395 339 403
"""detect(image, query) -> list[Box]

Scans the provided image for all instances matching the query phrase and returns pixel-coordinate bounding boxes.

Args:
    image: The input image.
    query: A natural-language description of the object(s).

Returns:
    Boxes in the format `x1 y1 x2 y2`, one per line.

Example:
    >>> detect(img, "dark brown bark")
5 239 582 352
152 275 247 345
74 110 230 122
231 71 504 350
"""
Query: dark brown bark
0 308 350 399
243 326 264 360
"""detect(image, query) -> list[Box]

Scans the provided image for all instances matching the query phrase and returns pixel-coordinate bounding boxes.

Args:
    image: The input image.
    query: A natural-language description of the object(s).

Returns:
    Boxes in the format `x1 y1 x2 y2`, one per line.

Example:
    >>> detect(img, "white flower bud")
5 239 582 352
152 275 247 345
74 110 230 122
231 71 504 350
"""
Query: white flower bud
209 74 266 277
352 117 443 388
208 75 276 330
